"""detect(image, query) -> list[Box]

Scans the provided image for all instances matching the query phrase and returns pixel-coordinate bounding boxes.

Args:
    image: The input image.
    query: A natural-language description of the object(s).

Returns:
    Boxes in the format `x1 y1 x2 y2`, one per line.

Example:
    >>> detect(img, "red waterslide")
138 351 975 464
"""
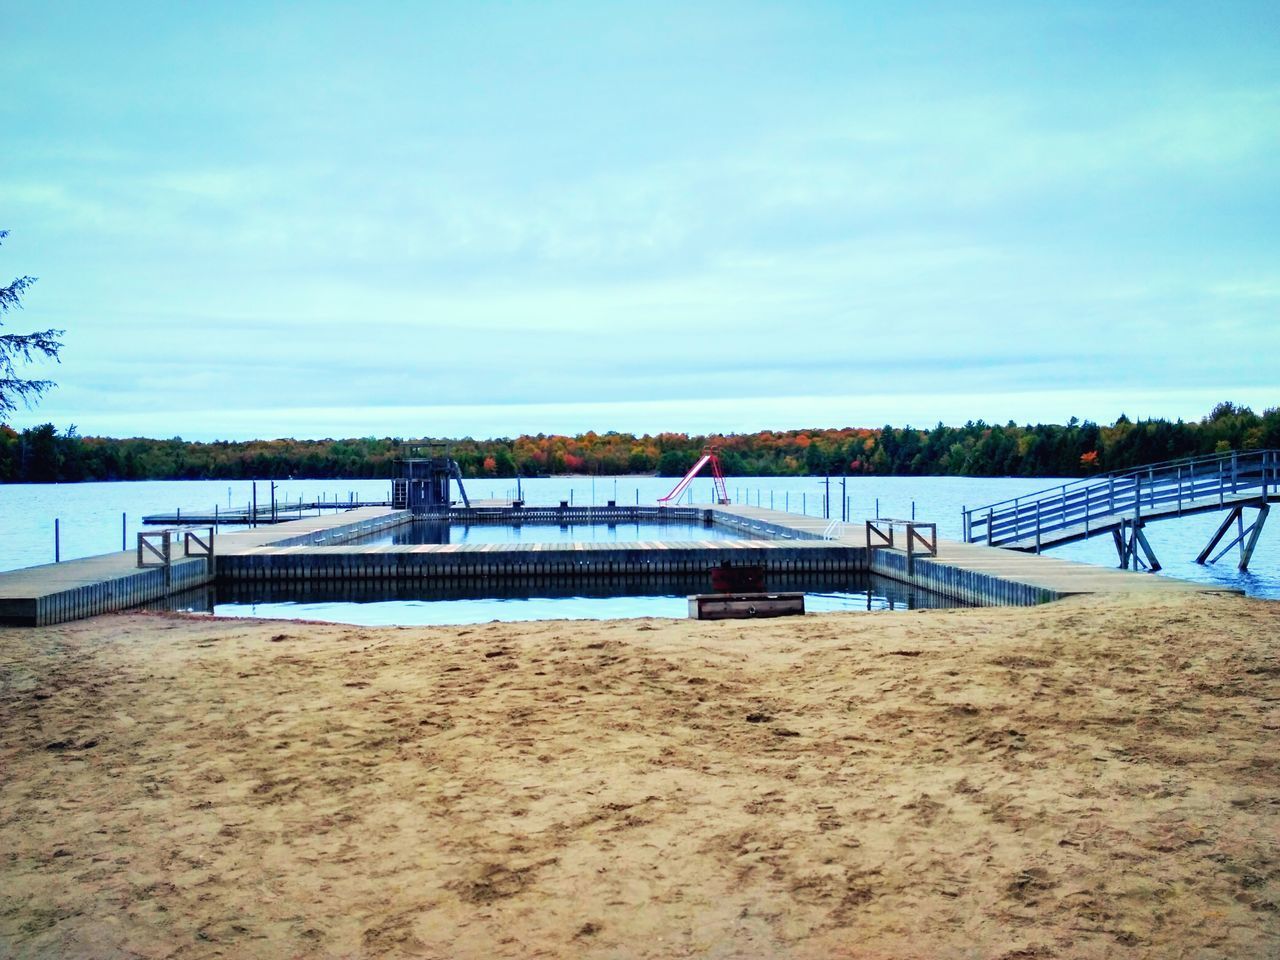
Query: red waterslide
658 448 731 505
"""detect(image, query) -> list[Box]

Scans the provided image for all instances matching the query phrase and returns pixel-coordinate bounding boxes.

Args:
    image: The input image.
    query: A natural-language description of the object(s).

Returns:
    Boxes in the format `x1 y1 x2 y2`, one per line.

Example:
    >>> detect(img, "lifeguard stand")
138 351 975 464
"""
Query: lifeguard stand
392 442 471 514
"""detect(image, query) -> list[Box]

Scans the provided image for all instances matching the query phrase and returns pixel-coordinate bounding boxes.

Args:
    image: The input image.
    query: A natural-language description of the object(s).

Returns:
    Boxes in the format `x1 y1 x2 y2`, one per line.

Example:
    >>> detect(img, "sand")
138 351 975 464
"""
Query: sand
1 592 1278 959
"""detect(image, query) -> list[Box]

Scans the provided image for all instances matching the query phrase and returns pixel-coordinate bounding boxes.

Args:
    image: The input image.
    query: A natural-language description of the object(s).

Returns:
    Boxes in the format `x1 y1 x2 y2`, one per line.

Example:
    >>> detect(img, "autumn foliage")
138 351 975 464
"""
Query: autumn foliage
1 403 1276 483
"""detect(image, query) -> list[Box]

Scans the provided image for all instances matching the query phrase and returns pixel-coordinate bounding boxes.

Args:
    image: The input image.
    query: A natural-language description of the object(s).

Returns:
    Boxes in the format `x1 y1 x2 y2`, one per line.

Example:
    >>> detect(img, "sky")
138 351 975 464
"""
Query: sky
2 1 1278 441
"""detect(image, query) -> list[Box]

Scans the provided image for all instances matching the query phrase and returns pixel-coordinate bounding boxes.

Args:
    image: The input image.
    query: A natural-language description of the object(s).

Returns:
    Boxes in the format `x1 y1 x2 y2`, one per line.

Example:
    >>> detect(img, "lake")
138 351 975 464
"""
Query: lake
1 475 1276 599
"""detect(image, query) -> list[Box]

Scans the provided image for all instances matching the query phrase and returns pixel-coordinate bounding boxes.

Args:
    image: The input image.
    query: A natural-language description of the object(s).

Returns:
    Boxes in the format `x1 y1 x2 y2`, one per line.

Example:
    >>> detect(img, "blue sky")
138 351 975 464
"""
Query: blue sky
2 1 1277 440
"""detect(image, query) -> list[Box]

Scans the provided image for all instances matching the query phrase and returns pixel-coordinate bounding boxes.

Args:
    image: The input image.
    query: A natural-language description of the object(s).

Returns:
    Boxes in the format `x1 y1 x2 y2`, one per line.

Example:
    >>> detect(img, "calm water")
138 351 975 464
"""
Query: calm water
1 475 1276 598
205 572 959 626
346 520 765 546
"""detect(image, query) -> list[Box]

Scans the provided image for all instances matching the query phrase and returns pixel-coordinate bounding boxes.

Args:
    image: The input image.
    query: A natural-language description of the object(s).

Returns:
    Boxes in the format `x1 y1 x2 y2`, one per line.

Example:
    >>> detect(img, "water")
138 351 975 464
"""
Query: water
1 475 1276 598
345 520 765 546
206 572 959 626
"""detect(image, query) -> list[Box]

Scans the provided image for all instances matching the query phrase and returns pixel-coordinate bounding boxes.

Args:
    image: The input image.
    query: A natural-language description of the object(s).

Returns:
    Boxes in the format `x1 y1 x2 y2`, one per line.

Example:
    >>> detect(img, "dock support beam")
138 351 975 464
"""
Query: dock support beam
1112 519 1161 572
1197 502 1269 572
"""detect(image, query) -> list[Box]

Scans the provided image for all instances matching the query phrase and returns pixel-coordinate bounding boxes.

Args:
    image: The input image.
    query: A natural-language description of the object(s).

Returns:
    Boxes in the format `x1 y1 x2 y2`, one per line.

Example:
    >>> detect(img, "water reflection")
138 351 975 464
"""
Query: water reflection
192 572 962 626
344 520 765 547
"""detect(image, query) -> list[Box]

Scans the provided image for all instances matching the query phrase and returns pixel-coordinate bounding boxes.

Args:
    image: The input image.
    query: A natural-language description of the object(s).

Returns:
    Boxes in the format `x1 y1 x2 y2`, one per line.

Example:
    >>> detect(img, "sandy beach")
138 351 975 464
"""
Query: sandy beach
2 592 1277 958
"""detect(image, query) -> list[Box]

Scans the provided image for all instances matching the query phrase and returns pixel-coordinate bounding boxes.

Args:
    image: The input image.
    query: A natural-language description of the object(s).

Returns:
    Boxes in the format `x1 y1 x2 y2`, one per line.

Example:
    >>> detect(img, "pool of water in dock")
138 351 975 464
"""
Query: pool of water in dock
186 572 962 626
343 520 767 546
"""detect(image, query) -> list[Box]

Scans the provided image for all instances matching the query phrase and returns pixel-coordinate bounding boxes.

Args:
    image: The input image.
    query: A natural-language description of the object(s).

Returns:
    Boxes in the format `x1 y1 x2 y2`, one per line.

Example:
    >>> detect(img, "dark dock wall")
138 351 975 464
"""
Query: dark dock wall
217 543 870 582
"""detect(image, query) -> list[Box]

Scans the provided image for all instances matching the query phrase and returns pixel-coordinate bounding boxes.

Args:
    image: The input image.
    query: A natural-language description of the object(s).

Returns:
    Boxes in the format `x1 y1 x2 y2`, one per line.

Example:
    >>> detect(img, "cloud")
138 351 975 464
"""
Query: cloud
2 2 1277 439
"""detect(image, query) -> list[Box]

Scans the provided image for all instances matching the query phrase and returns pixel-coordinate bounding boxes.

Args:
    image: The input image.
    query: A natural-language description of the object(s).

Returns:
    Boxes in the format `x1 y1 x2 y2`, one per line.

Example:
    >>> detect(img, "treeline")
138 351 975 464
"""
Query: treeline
1 402 1276 483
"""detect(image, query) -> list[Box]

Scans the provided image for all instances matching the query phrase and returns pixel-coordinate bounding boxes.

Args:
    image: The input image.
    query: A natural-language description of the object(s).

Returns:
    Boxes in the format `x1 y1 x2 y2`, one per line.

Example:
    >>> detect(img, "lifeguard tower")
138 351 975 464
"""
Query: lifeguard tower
391 442 471 514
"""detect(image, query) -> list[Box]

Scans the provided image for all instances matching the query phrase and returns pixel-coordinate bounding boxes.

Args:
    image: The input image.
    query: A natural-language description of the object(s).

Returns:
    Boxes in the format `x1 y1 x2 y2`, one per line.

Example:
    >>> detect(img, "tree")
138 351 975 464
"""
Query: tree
1 231 64 419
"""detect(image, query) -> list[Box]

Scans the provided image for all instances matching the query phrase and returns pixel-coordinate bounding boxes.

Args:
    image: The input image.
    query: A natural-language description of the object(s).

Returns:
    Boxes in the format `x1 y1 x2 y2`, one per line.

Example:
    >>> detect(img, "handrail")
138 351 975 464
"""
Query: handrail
966 448 1278 516
964 448 1278 548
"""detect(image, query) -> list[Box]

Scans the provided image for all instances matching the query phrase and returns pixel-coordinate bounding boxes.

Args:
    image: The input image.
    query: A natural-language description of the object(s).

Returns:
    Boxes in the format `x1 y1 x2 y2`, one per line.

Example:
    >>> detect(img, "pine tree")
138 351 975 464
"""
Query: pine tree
0 230 64 419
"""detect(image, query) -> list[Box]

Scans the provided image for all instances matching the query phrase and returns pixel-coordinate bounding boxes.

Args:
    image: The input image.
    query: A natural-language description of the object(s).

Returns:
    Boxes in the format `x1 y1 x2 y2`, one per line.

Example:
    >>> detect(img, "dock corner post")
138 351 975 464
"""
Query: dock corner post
962 507 968 542
162 530 172 587
986 509 992 546
54 518 60 563
122 512 127 551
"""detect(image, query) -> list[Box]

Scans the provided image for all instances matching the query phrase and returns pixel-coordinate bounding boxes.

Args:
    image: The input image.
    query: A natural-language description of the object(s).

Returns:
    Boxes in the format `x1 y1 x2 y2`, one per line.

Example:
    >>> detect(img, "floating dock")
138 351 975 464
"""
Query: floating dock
0 502 1227 626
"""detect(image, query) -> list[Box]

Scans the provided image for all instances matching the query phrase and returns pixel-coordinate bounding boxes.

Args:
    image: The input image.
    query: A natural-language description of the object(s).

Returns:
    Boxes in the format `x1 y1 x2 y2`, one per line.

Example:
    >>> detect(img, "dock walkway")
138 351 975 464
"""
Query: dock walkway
708 504 1224 603
0 508 405 626
1 501 1229 626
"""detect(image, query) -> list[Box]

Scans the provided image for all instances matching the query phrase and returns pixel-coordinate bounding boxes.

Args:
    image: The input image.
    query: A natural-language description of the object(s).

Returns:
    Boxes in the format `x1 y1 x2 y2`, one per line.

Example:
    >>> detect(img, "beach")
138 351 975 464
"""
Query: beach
2 592 1277 959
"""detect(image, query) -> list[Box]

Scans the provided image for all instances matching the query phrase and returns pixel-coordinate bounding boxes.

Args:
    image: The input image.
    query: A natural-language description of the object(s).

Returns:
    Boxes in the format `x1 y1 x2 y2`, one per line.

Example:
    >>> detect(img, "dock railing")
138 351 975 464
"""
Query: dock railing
963 449 1279 550
866 519 938 574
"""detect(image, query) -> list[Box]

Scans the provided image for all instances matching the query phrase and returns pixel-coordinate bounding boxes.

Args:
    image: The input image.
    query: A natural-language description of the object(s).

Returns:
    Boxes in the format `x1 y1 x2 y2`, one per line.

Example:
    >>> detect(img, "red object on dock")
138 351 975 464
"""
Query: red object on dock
659 447 731 504
710 561 765 593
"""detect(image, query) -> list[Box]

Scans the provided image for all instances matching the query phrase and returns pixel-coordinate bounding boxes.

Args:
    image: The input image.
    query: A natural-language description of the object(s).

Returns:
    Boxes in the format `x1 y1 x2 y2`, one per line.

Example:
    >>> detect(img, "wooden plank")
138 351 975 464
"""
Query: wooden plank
689 592 805 620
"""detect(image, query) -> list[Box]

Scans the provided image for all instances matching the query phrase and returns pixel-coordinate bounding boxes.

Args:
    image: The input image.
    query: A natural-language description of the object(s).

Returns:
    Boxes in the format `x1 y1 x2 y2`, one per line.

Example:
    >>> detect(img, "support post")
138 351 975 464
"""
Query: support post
1198 505 1243 564
1133 525 1161 572
1238 503 1269 572
1113 526 1128 569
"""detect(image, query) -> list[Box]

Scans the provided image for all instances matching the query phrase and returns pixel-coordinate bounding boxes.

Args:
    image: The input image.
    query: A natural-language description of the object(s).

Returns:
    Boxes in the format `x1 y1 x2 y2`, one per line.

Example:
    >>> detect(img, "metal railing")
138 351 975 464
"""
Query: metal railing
964 449 1279 549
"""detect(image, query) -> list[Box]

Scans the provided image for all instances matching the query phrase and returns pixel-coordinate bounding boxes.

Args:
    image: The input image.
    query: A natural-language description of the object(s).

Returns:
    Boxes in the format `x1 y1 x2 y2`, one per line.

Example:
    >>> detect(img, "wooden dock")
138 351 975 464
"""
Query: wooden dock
963 449 1278 571
0 508 407 626
0 500 1233 627
707 504 1228 604
141 500 394 525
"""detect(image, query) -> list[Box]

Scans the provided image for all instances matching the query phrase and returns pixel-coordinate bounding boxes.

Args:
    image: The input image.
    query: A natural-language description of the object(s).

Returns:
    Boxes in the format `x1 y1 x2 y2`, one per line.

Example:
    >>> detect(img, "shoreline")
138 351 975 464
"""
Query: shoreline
2 593 1278 957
